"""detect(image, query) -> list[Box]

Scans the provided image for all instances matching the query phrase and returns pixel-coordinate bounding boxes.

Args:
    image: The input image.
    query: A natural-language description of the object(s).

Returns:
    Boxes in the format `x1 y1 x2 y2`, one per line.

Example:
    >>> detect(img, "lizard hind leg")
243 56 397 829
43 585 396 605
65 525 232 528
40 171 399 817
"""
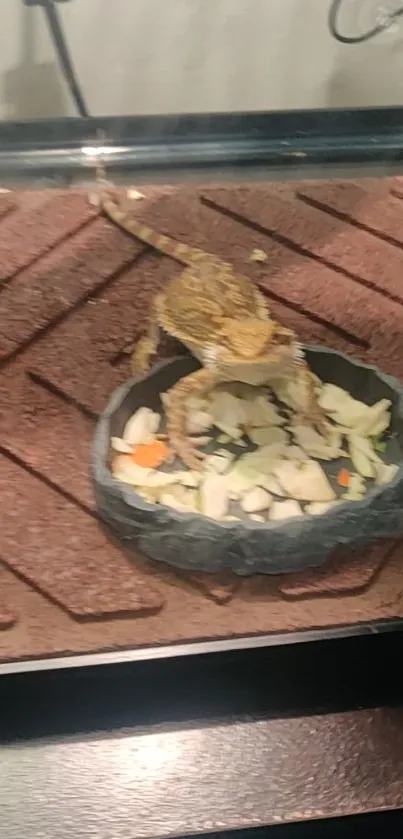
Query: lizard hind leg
164 368 216 472
131 295 162 376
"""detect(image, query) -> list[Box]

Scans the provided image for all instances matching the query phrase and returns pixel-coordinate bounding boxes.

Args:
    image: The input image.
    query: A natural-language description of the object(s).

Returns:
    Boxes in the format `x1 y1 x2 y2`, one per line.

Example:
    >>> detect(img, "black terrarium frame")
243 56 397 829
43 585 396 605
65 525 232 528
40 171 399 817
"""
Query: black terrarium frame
1 105 403 187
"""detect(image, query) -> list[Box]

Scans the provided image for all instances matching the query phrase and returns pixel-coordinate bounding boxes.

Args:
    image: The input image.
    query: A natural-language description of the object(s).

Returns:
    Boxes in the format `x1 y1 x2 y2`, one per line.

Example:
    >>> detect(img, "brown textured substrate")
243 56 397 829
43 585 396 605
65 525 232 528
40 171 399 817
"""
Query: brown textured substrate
278 542 392 599
2 180 403 664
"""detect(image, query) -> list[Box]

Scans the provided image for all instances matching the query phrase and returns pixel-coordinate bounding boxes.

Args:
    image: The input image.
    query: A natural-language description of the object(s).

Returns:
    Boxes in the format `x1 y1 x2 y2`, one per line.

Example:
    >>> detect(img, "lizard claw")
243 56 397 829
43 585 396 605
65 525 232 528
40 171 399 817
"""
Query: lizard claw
131 337 156 376
174 438 206 471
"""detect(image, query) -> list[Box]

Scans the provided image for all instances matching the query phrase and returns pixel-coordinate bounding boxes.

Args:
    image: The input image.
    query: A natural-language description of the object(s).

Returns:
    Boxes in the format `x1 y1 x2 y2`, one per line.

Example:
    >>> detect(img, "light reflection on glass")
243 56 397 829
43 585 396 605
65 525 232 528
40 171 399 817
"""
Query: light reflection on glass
109 731 188 783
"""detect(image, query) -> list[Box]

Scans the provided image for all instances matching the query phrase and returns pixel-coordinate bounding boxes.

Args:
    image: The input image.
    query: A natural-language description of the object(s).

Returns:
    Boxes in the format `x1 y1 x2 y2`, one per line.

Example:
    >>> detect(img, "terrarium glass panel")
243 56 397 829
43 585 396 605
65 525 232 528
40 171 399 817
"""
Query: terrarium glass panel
1 0 403 669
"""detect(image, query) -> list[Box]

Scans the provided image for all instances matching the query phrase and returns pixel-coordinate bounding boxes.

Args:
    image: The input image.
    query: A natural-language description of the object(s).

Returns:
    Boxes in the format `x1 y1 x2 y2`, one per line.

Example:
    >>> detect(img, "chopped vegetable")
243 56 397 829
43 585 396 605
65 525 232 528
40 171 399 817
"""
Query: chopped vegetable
270 500 303 520
111 375 399 523
111 437 134 454
135 487 159 503
273 373 322 414
127 188 145 200
214 423 244 440
249 248 268 263
260 475 287 496
337 468 350 488
123 407 160 445
204 453 233 474
318 384 392 437
248 426 287 447
356 400 391 437
284 445 308 462
176 471 201 488
348 434 382 479
369 415 390 438
216 448 233 458
112 456 152 486
226 463 265 496
211 391 246 433
273 460 336 502
244 396 284 427
342 473 366 501
291 422 344 460
350 434 382 465
305 501 338 515
347 439 373 478
186 409 213 435
375 463 399 485
200 474 229 520
189 435 211 447
142 472 179 489
372 436 387 454
217 433 231 444
240 442 287 473
160 489 198 513
241 487 272 513
131 440 170 469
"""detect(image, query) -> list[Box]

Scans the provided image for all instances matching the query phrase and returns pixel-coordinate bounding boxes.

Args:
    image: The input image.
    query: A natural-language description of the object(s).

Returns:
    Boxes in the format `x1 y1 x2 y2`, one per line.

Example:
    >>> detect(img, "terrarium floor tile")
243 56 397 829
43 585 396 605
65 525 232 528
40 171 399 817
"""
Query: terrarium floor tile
0 181 402 664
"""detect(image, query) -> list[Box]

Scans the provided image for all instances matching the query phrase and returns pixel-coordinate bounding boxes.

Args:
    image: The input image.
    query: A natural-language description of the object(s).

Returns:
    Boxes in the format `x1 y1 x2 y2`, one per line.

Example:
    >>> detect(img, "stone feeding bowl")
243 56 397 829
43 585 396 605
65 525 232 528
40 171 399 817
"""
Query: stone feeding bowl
92 347 403 576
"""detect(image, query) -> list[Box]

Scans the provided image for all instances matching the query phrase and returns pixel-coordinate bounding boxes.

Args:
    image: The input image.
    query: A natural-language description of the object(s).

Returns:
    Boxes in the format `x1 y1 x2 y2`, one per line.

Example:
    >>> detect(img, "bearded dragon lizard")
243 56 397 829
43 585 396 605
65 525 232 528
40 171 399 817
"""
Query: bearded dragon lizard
96 178 326 470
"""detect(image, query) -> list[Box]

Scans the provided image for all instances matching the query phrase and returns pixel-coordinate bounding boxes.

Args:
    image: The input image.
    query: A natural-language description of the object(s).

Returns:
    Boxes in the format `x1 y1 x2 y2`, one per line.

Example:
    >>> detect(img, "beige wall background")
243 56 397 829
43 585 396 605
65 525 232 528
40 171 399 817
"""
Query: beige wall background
1 0 403 121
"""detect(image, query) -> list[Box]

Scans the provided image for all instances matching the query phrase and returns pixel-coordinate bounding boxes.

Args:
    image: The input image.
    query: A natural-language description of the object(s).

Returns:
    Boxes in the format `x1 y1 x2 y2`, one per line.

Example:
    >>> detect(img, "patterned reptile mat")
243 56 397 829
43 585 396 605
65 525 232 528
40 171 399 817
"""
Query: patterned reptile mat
1 177 403 664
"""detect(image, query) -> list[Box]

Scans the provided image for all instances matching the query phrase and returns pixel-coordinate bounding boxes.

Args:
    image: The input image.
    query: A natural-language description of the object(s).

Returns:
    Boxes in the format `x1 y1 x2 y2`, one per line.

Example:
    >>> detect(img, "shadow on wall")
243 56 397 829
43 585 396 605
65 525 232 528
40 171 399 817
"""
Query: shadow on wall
326 43 403 107
324 1 403 108
2 2 68 120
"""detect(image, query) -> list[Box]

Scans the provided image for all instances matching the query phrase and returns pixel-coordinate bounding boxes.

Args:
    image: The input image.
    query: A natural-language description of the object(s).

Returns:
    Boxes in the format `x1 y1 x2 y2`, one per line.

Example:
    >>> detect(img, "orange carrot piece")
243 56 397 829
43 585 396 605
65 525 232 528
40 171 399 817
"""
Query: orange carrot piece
131 440 170 469
337 468 350 488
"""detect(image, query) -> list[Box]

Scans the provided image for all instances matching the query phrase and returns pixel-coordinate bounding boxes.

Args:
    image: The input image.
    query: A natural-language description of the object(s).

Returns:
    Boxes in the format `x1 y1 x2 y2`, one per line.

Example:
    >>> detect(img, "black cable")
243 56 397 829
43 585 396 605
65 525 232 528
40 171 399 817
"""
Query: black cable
329 0 403 43
41 0 89 116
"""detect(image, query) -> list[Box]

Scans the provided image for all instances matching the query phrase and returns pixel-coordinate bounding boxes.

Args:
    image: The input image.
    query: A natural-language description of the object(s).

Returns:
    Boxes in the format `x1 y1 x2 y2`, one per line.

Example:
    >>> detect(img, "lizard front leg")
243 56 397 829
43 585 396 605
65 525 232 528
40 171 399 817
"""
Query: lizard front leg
131 294 163 375
295 361 328 437
163 368 216 471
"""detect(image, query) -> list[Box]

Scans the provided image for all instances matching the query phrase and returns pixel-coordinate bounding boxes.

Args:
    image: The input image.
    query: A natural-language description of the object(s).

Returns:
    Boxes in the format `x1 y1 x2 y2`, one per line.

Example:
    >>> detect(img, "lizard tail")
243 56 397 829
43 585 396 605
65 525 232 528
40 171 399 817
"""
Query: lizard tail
100 192 200 267
94 145 204 266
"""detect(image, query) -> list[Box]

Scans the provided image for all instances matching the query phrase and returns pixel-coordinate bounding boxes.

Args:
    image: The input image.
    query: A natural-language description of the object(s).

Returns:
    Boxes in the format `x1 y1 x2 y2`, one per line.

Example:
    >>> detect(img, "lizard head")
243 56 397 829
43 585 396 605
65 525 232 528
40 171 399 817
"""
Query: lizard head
214 317 297 359
214 318 274 358
205 317 304 386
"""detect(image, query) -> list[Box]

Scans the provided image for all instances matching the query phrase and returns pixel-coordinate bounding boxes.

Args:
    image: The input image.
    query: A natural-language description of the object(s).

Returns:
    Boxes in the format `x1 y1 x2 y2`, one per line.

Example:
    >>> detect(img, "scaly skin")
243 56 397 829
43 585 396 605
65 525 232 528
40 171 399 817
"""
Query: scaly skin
98 181 328 470
131 293 163 374
164 368 216 470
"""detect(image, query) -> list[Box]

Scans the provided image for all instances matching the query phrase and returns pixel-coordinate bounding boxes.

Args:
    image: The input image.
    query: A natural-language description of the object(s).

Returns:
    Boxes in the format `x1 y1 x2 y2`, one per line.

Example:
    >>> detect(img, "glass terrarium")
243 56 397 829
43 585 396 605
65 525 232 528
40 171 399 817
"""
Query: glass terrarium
2 0 403 673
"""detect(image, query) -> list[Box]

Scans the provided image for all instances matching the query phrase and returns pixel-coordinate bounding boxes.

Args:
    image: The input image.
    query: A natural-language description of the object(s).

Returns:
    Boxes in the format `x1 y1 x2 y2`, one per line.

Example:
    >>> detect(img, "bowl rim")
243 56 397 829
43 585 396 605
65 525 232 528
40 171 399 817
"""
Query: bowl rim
92 344 403 535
